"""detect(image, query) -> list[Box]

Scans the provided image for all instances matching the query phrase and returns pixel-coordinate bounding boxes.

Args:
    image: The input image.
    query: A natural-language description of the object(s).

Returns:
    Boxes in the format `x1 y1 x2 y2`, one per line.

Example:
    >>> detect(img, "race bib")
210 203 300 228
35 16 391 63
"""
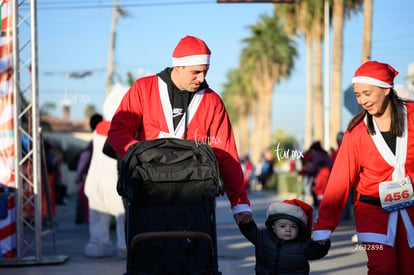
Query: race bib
379 177 414 212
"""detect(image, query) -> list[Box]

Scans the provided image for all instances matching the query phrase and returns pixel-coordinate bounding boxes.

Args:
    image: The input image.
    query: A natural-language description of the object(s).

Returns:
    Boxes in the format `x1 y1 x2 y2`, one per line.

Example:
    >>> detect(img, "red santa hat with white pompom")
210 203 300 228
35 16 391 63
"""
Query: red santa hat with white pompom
265 199 313 238
172 35 211 67
352 60 399 88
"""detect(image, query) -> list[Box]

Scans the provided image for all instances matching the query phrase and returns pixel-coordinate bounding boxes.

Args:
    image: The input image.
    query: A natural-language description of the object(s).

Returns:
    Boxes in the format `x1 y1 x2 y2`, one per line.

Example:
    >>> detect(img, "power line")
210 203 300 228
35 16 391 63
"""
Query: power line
27 0 214 10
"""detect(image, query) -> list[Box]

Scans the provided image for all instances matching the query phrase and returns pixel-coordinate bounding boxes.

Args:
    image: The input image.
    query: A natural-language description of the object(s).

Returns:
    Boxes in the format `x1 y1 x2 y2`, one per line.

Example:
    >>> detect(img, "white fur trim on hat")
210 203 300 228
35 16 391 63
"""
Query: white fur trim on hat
266 202 308 226
352 76 393 88
172 54 210 67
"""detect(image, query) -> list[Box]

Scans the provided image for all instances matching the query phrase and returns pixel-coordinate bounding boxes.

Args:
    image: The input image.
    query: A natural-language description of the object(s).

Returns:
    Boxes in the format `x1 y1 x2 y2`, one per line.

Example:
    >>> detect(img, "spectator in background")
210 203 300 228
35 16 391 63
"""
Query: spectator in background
74 113 103 225
241 154 254 190
45 142 66 205
297 150 312 200
300 141 332 208
257 151 275 190
313 161 330 207
330 131 344 163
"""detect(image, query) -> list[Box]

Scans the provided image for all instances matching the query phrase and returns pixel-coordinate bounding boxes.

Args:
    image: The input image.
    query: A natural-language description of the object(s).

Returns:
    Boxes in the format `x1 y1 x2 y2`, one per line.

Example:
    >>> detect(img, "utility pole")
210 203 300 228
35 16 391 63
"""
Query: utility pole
106 0 119 95
323 0 330 150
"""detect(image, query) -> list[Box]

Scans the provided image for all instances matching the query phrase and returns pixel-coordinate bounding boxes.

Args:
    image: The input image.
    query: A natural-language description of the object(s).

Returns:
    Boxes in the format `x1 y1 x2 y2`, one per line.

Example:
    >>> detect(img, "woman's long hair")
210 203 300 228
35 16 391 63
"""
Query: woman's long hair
347 89 405 136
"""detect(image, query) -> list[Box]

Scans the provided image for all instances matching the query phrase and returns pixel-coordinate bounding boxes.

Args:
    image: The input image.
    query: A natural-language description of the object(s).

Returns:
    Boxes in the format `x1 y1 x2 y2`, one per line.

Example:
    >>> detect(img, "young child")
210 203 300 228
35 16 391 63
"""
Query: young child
238 199 330 274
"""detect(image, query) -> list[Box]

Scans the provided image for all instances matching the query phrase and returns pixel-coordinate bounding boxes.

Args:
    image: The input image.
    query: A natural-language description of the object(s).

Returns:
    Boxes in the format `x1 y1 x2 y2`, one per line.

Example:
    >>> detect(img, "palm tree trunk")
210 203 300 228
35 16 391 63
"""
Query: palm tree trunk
250 98 262 164
312 20 324 145
234 115 250 157
304 34 313 150
330 0 344 148
361 0 373 63
250 79 273 164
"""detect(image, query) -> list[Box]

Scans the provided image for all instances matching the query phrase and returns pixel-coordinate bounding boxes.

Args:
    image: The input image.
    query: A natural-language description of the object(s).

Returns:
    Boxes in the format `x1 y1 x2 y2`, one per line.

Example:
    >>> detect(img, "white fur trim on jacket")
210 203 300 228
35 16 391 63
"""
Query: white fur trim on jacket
232 204 252 215
312 230 332 241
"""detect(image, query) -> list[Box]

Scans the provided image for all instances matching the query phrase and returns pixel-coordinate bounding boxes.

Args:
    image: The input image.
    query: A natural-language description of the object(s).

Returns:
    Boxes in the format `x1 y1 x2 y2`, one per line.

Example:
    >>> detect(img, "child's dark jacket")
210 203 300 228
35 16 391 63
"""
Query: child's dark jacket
238 221 330 275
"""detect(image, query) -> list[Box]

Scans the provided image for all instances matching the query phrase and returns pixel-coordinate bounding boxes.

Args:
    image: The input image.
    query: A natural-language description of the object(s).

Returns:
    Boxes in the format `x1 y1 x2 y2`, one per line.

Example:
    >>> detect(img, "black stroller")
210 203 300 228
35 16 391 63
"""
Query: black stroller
118 138 224 275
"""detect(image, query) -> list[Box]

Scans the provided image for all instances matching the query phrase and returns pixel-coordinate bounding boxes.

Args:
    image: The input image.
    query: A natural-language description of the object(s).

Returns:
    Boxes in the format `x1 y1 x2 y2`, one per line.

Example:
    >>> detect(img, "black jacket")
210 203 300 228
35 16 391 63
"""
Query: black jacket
238 221 330 275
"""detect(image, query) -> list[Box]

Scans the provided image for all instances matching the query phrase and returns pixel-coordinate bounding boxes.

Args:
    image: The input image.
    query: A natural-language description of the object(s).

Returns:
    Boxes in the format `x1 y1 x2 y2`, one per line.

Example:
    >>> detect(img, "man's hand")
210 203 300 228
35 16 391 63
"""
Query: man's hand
316 239 329 245
233 211 253 224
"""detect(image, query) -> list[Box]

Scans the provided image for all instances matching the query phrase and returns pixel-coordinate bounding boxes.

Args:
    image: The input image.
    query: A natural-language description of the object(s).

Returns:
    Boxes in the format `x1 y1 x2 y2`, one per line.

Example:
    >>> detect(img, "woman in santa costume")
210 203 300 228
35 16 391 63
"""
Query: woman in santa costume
108 35 252 224
313 61 414 274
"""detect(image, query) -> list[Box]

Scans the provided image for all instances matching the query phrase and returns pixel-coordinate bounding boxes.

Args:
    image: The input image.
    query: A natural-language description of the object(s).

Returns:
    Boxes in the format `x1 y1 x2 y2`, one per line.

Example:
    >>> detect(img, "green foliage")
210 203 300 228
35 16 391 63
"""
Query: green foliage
270 128 300 167
40 102 56 115
241 12 298 81
40 120 52 131
84 104 97 118
222 10 298 133
221 67 255 123
272 129 299 151
127 71 135 87
267 172 301 194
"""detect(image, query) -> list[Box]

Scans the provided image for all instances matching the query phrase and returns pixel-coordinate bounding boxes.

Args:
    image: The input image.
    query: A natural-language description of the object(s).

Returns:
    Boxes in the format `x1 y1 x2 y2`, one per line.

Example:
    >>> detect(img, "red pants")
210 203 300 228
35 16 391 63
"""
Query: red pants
366 213 414 275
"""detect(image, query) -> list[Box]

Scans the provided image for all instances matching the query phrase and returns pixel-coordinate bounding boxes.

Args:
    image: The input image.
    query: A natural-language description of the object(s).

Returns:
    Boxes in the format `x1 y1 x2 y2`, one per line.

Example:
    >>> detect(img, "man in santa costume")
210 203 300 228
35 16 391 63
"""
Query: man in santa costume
108 35 252 224
84 84 128 258
313 61 414 274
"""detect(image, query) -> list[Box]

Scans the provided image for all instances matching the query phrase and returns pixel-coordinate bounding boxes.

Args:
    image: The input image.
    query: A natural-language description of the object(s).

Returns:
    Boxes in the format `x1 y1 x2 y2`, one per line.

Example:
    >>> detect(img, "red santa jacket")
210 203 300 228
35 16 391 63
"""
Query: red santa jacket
313 101 414 247
108 73 250 212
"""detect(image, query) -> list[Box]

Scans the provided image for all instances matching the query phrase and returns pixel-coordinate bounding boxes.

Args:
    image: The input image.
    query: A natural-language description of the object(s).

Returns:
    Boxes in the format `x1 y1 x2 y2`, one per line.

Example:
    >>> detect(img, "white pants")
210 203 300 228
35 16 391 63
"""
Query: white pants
84 208 126 258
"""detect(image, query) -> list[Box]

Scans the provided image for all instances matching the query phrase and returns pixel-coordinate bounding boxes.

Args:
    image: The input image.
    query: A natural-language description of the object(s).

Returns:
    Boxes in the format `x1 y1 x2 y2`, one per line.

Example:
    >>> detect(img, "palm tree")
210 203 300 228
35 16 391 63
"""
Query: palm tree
84 104 97 119
221 67 255 156
240 12 297 163
330 0 363 148
361 0 372 63
40 102 56 116
330 0 344 148
309 1 326 145
277 1 364 150
276 1 323 149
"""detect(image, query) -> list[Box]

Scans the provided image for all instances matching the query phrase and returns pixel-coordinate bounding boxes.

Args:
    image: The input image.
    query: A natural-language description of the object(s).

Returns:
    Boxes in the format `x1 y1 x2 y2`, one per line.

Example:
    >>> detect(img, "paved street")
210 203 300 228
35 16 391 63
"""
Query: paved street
0 190 367 275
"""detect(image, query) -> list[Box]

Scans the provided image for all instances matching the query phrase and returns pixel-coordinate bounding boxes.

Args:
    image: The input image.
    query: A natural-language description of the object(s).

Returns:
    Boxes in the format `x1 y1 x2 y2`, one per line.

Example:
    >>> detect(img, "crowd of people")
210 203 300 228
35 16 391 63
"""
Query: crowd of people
43 35 414 274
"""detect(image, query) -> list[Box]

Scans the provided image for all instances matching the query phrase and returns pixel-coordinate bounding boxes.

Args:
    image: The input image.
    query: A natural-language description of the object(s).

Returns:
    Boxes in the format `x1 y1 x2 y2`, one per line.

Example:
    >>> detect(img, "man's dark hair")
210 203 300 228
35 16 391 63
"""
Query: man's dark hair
89 113 103 131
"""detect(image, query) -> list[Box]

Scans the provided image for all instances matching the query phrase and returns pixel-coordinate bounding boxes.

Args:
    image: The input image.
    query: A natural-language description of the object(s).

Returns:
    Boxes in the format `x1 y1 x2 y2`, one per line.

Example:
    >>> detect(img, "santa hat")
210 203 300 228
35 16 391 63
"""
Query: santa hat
265 199 313 238
172 35 211 67
352 61 399 88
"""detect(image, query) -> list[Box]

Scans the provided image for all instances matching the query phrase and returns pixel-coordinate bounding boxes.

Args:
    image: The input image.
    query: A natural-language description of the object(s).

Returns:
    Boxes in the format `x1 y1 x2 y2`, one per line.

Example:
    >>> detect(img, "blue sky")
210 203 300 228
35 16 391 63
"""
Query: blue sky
37 0 414 146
